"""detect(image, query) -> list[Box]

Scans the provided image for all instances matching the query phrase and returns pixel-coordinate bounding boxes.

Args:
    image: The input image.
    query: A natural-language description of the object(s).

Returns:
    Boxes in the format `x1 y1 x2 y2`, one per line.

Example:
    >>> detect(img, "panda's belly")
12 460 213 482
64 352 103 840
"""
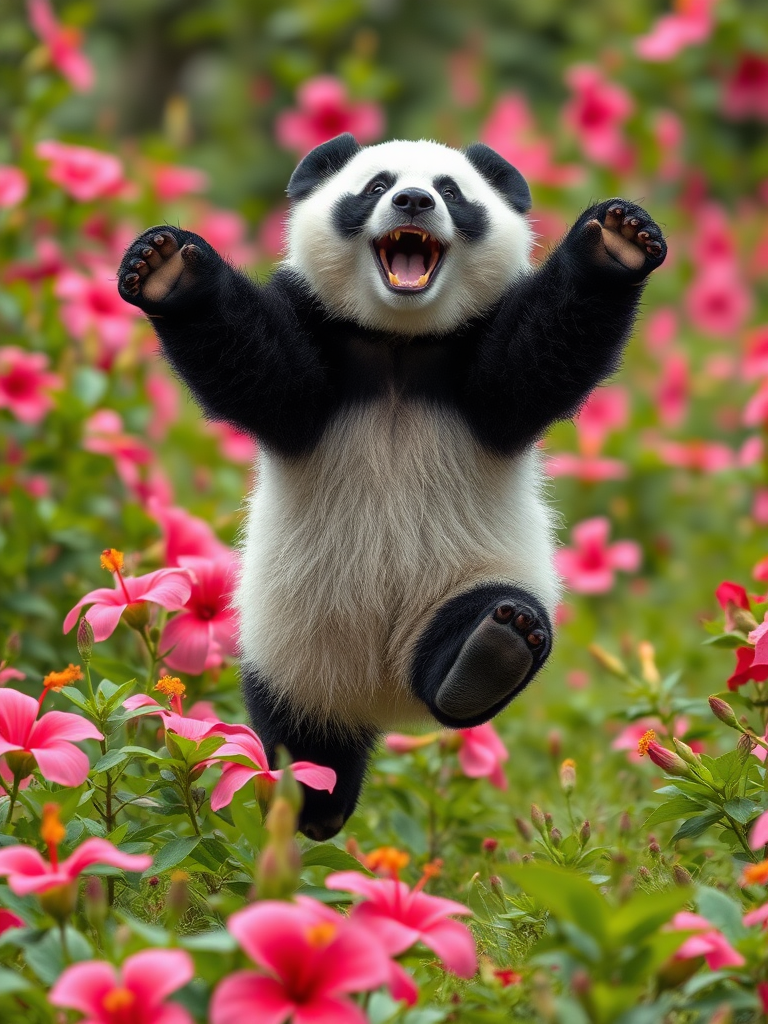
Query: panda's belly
235 397 558 728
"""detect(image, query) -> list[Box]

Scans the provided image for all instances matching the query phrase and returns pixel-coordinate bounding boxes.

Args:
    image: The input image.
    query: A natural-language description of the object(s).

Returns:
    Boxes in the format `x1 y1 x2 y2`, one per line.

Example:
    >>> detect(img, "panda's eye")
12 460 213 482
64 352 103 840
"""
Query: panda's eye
442 186 457 200
366 181 388 195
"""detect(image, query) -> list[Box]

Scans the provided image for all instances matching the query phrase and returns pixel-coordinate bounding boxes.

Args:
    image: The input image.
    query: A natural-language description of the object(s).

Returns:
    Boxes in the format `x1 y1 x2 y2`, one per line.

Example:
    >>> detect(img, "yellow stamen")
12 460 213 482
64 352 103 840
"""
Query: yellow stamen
637 729 657 757
561 758 576 769
41 804 66 849
305 921 337 948
413 857 443 893
102 988 136 1014
100 548 124 573
155 675 186 698
43 664 82 692
365 846 410 876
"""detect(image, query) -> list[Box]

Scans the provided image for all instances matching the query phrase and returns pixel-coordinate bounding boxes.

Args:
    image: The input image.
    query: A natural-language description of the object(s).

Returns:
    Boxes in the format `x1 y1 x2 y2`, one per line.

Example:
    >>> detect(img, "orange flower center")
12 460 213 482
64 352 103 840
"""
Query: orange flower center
305 921 337 948
742 860 768 886
155 675 186 698
102 987 136 1014
43 664 82 692
41 804 66 848
100 548 124 573
364 846 410 877
637 729 657 756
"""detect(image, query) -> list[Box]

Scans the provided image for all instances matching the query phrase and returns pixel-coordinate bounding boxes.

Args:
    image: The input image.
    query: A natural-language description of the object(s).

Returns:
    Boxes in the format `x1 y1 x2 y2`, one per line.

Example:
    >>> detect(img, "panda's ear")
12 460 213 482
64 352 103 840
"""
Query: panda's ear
287 133 363 201
463 143 532 214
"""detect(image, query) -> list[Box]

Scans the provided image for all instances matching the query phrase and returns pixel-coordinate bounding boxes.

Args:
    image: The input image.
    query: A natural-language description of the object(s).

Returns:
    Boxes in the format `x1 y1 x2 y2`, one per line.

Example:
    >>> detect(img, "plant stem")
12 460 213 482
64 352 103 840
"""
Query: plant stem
182 773 201 836
6 776 19 824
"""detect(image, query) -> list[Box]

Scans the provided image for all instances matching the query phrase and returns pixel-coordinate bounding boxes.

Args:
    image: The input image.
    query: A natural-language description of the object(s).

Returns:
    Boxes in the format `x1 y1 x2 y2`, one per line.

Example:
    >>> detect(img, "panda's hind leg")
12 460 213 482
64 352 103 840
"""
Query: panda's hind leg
241 666 377 841
411 583 552 729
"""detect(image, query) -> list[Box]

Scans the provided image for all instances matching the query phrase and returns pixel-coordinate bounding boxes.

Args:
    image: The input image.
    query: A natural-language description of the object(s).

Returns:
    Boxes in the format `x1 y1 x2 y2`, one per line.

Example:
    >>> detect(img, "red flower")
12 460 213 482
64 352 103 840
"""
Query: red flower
575 386 629 457
159 555 239 674
326 871 477 978
669 911 745 970
656 439 734 473
0 346 61 424
211 898 392 1024
50 949 194 1024
0 909 24 934
555 517 641 594
480 93 582 187
715 581 753 633
0 688 102 786
56 264 140 360
726 647 768 690
27 0 94 92
723 54 768 121
562 65 633 170
275 76 384 156
685 267 752 338
35 141 124 202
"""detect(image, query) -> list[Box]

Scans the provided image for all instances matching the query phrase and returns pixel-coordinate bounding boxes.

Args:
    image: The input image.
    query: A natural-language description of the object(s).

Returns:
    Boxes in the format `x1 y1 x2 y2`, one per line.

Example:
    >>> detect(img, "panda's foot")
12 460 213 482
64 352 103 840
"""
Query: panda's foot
411 584 552 730
570 199 666 283
118 225 215 310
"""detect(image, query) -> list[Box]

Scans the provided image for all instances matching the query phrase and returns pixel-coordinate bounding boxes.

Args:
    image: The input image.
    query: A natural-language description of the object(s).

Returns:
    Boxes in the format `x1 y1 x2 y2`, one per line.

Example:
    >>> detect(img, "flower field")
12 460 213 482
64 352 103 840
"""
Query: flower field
1 0 768 1020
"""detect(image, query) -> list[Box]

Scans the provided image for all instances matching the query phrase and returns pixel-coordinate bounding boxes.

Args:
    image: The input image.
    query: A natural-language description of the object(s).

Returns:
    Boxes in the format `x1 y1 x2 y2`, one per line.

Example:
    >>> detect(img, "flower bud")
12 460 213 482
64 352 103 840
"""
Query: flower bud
672 863 692 886
482 837 499 854
515 817 533 842
266 795 298 845
637 865 651 881
530 804 546 835
708 696 740 730
547 730 561 759
274 752 303 815
549 827 562 848
646 741 693 777
76 617 94 663
167 870 190 920
122 601 149 632
544 811 553 828
38 882 77 922
731 606 758 634
84 876 107 928
588 644 628 678
489 874 504 900
648 836 661 856
671 738 700 766
579 820 591 846
559 758 576 795
619 811 631 835
149 626 161 644
637 641 660 687
737 732 755 760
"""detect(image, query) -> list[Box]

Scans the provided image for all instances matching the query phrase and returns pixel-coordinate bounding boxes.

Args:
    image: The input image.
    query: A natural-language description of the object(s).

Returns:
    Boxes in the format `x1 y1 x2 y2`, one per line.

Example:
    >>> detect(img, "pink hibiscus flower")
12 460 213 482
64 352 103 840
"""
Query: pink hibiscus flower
457 723 509 790
326 871 477 978
150 162 209 202
0 835 151 896
555 517 641 594
0 909 24 934
480 93 582 187
27 0 94 92
574 386 629 456
276 76 384 156
750 810 768 850
635 0 715 62
206 723 336 811
83 410 153 488
0 687 102 786
35 140 124 202
546 453 628 481
726 647 768 690
562 65 634 171
63 551 193 642
0 661 24 687
147 498 231 566
50 949 194 1024
685 267 752 338
56 263 140 360
0 346 61 424
669 911 745 970
656 439 735 473
0 166 28 208
657 353 689 427
722 54 768 121
211 898 392 1024
159 554 239 674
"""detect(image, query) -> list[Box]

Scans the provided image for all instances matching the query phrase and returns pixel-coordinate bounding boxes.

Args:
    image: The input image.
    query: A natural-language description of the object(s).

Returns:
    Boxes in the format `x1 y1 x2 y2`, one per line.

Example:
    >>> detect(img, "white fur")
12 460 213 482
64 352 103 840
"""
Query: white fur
285 139 533 337
235 140 559 733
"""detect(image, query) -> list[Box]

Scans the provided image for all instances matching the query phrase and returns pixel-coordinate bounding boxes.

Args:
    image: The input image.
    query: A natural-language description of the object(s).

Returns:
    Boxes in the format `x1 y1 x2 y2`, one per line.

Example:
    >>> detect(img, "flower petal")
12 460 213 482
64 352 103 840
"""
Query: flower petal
62 586 121 634
84 599 129 642
0 688 38 746
122 949 194 1005
210 765 257 810
49 961 119 1015
160 614 211 674
418 918 477 977
211 972 294 1024
125 567 193 610
751 809 768 849
62 837 153 878
31 741 92 786
291 762 337 793
294 995 370 1024
30 710 102 747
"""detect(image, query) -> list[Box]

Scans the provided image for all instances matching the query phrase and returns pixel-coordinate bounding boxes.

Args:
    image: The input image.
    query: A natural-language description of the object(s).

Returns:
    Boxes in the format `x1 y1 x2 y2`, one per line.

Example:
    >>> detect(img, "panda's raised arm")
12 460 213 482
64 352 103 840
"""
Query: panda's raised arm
463 198 667 453
117 226 331 455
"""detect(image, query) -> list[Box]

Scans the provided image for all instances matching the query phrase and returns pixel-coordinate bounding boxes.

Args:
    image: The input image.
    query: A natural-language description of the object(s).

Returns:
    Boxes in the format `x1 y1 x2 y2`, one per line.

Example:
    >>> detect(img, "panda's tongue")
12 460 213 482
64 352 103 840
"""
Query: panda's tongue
391 252 426 286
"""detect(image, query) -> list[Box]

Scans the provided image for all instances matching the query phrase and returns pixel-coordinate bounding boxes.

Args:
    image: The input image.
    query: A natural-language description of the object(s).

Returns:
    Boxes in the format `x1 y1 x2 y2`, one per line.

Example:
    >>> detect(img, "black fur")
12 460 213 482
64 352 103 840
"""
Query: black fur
287 133 362 201
464 143 532 213
332 188 388 238
241 667 377 841
433 175 489 240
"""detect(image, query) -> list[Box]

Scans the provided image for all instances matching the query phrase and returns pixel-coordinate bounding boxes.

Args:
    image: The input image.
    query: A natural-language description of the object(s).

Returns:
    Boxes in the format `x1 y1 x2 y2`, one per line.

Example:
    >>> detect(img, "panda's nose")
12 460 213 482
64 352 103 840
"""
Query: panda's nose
392 188 435 216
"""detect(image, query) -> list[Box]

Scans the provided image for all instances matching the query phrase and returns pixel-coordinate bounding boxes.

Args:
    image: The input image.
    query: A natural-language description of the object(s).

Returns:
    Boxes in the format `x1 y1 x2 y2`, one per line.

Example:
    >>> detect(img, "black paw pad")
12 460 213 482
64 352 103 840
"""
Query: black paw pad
492 602 549 659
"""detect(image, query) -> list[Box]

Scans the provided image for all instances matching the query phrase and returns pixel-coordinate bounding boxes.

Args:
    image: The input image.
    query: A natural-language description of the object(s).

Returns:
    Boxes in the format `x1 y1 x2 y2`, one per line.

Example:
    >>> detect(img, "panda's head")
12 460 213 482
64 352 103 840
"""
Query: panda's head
284 134 534 336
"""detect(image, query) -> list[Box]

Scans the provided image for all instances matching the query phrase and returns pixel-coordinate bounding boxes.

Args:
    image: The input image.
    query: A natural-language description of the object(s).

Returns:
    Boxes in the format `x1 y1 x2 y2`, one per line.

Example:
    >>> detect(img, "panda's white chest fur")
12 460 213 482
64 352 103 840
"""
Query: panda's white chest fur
235 392 559 730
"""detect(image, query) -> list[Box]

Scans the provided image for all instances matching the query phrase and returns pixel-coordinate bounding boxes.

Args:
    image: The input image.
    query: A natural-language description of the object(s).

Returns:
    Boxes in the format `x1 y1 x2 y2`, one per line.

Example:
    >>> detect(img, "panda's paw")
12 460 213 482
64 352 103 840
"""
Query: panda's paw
433 600 551 726
573 200 666 283
118 226 218 310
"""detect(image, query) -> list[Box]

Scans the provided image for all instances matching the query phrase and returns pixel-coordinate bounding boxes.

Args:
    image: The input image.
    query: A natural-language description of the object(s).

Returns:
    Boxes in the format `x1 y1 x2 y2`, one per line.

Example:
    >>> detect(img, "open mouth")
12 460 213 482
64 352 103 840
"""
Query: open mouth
373 227 444 292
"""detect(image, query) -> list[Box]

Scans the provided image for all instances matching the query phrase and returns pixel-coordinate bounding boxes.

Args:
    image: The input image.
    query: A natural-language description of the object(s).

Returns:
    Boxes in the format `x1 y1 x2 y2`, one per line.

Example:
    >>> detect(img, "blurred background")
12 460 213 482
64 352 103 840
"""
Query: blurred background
0 0 767 723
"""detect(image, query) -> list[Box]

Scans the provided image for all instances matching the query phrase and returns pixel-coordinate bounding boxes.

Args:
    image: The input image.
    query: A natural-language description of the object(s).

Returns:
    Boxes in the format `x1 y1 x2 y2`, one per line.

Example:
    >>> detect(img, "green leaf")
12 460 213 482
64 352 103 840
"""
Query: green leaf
505 863 609 945
91 749 130 775
189 837 233 872
723 797 762 824
22 926 92 984
702 633 748 649
143 836 200 875
670 811 723 842
643 795 708 829
0 966 30 995
118 745 167 762
180 929 238 952
608 888 691 945
302 843 373 874
59 686 91 713
696 886 748 943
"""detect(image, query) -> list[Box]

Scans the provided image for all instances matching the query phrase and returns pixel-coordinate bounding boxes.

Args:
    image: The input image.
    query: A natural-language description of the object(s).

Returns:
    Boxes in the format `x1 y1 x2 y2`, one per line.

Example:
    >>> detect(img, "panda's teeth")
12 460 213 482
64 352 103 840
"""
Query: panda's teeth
420 232 427 243
379 248 388 268
416 274 429 287
393 231 401 241
388 272 400 286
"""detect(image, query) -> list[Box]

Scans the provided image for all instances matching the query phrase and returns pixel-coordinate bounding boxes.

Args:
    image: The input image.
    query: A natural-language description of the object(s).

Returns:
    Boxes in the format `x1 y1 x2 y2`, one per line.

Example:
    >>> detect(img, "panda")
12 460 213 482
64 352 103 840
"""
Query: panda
118 133 666 840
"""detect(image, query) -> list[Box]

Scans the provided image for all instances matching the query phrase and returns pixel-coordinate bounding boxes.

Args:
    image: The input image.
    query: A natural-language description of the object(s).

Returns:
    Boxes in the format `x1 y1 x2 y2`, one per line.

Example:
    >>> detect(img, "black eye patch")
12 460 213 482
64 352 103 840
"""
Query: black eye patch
433 175 488 242
332 171 396 238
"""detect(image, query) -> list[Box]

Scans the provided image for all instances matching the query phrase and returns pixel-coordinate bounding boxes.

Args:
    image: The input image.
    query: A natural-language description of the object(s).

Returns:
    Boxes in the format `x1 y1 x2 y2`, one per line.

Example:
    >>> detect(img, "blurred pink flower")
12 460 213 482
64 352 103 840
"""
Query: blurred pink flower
575 386 629 456
653 110 684 181
0 166 28 208
750 810 768 850
147 498 231 567
656 439 734 473
83 410 153 491
635 0 715 62
3 237 64 284
556 517 641 594
644 307 679 351
754 489 768 525
723 54 768 121
205 421 257 463
63 564 193 642
481 93 582 187
50 950 194 1024
0 836 151 896
258 206 288 260
151 162 209 202
562 65 634 170
448 48 482 108
0 662 24 687
726 647 768 691
191 208 255 267
276 76 384 155
742 326 768 380
28 0 94 92
0 688 102 786
211 898 392 1024
669 911 745 970
546 453 628 481
207 723 336 811
145 373 180 441
656 353 689 427
159 554 239 674
326 871 477 978
385 732 439 754
35 141 124 202
0 347 61 424
685 268 752 338
743 381 768 428
0 910 24 934
743 903 768 928
690 203 738 269
55 262 140 360
457 723 509 790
